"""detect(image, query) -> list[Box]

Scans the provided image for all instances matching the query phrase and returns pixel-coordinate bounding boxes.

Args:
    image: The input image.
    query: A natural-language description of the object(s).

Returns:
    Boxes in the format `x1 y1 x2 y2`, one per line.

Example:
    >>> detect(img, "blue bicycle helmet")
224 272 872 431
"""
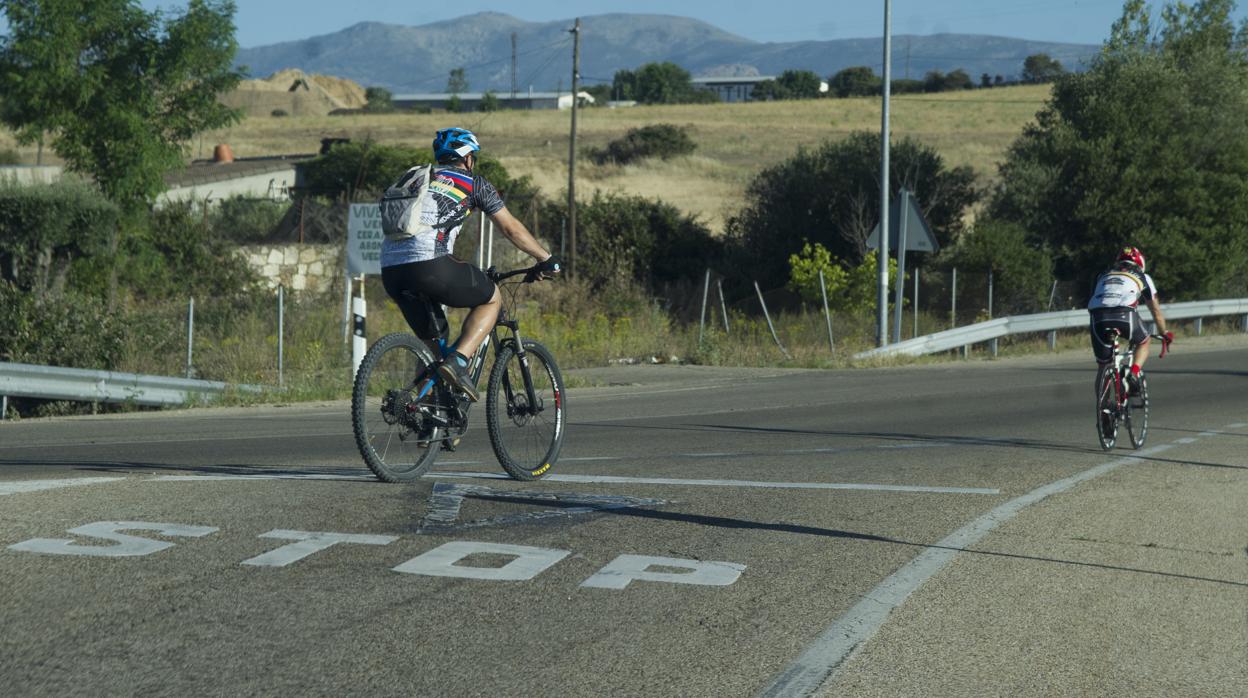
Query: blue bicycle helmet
433 127 480 163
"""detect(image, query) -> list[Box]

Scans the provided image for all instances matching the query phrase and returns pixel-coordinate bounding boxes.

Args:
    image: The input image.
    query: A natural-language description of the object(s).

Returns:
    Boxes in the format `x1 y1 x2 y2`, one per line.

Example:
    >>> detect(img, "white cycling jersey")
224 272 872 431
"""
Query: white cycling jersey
1088 268 1157 310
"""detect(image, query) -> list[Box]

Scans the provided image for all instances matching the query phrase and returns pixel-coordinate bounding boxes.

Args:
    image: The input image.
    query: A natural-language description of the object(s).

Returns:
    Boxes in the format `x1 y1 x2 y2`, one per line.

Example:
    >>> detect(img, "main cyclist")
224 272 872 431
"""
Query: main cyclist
379 127 560 402
1087 246 1173 393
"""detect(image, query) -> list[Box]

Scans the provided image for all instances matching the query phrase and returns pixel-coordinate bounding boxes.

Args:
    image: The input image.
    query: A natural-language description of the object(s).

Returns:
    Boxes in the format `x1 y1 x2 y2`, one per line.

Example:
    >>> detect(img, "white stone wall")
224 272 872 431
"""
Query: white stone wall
239 244 342 293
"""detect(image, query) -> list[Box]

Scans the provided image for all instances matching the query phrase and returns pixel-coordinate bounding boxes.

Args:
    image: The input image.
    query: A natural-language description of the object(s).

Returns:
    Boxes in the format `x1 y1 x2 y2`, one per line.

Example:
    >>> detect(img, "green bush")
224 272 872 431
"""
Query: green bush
0 178 119 299
938 219 1054 315
591 124 696 165
118 202 261 301
208 196 287 243
300 140 431 201
0 282 127 368
0 148 20 164
270 109 288 117
541 191 720 293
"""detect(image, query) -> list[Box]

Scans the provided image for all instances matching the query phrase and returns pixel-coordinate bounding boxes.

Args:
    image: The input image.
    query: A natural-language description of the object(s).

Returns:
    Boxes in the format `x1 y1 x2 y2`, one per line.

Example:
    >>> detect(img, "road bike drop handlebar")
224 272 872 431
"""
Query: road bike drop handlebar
1150 332 1173 359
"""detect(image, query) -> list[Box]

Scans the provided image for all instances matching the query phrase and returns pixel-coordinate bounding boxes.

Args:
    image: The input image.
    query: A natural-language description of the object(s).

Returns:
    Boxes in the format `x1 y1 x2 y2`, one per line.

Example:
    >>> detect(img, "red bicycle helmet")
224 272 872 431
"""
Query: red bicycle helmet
1116 246 1146 272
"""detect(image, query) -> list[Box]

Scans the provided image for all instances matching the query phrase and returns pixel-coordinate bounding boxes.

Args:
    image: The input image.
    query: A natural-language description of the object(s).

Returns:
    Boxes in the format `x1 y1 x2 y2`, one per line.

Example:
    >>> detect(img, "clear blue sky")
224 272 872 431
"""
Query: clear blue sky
4 2 1247 47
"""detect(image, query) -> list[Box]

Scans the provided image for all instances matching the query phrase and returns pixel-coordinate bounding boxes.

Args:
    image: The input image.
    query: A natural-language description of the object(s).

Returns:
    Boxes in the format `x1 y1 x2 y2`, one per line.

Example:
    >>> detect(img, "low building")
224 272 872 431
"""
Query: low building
691 75 830 103
392 90 595 111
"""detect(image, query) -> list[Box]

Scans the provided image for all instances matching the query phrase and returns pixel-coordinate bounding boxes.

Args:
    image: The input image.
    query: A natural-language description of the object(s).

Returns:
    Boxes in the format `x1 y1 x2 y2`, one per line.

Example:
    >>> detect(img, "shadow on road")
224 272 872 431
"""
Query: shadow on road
0 459 371 479
577 500 1248 590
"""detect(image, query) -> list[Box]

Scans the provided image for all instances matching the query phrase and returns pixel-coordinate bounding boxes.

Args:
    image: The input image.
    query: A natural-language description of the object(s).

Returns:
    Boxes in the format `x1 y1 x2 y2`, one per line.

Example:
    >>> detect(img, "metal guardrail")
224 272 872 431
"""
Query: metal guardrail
855 298 1248 359
0 361 264 410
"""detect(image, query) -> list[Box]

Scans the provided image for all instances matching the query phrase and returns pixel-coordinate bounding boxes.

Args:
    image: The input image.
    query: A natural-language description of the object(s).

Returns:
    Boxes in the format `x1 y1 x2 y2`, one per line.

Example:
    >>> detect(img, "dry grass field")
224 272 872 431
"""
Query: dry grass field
1 84 1051 234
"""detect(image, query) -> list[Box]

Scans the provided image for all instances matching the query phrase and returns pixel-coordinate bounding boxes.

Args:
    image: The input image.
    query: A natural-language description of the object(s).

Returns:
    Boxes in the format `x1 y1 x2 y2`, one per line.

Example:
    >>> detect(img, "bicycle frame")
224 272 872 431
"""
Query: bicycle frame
408 269 543 418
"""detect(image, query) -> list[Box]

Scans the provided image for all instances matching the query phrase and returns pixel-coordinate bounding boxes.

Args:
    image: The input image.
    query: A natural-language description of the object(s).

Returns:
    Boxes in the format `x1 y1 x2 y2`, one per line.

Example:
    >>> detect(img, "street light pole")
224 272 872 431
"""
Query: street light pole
877 0 893 347
567 18 581 278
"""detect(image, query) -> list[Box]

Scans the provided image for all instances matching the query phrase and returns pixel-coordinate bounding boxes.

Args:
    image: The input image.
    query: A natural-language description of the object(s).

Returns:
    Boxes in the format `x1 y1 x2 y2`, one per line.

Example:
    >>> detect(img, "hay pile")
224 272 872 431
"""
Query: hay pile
222 69 368 117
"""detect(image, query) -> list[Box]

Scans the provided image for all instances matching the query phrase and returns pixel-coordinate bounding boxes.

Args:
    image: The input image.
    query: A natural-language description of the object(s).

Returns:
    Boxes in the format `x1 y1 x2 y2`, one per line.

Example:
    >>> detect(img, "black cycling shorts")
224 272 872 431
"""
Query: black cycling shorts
381 255 496 340
1088 307 1149 363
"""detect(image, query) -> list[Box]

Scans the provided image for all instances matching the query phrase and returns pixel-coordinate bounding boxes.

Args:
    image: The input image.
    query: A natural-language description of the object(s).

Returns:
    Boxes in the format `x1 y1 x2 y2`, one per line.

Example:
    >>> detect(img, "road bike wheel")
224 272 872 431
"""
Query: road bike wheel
1126 373 1149 449
485 339 566 480
1095 366 1118 450
351 332 443 483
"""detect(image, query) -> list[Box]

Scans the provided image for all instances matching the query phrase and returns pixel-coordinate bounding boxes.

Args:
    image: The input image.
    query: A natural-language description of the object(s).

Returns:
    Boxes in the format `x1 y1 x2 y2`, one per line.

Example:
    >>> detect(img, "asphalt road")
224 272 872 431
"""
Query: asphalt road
1 338 1246 697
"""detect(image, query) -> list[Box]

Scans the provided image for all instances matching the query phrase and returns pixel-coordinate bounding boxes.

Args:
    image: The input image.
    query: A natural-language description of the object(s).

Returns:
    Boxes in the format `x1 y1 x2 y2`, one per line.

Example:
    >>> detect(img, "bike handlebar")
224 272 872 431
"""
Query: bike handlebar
1151 333 1172 359
487 262 558 284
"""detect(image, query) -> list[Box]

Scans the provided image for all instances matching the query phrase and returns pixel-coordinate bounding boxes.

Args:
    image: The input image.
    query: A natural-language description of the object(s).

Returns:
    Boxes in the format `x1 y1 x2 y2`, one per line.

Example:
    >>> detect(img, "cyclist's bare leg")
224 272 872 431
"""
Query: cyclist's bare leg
1132 338 1151 371
452 286 501 359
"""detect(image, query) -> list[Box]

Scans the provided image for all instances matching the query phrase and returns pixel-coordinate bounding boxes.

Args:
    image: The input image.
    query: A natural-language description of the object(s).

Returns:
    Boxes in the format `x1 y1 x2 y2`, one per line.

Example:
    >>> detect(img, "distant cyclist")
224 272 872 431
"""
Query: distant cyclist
1088 246 1173 393
379 127 560 401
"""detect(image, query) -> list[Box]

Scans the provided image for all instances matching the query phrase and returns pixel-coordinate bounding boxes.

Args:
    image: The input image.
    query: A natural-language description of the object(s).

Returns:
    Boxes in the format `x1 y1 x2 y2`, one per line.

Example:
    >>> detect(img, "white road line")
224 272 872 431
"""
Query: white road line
153 474 373 482
0 477 125 496
428 471 1000 495
757 426 1227 698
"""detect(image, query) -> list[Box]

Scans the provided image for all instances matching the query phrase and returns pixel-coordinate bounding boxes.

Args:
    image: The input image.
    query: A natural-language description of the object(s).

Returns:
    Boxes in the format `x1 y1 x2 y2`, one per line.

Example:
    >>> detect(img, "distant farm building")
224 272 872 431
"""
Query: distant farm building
691 75 829 103
392 90 595 111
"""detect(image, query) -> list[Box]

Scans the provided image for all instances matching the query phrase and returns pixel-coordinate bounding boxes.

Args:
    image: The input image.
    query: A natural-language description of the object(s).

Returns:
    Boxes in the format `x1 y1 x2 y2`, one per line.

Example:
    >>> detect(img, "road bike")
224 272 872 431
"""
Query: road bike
351 264 566 482
1095 329 1169 450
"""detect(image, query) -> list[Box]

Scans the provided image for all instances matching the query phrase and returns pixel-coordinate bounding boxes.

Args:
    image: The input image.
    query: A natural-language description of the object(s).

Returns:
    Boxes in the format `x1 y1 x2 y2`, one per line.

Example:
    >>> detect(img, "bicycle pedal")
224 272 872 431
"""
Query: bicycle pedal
440 437 461 452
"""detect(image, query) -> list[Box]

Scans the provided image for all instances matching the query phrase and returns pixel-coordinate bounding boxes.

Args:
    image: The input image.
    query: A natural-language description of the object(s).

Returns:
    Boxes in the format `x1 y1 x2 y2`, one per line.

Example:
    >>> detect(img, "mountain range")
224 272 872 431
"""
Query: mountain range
235 12 1101 94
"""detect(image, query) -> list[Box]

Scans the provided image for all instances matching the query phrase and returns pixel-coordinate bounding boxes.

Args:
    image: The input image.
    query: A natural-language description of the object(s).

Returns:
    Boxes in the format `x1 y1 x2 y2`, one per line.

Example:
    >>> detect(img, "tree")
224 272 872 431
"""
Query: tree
479 91 501 112
829 66 881 97
989 0 1248 299
633 62 696 104
1021 53 1065 83
447 67 468 94
980 73 993 88
0 0 243 303
938 219 1055 315
775 69 823 99
0 0 243 216
725 131 978 291
364 86 395 113
750 79 784 101
611 68 638 101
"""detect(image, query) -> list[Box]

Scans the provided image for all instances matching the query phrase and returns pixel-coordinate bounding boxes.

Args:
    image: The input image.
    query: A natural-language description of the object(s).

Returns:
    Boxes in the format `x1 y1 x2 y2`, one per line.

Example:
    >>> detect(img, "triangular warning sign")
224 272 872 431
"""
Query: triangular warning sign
866 188 939 253
418 482 667 533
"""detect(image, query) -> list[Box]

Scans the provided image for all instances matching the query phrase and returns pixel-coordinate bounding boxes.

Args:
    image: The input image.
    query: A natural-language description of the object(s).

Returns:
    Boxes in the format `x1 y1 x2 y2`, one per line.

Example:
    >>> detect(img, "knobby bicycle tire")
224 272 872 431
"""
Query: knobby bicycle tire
1126 373 1149 449
1095 366 1118 451
351 332 443 482
485 339 566 480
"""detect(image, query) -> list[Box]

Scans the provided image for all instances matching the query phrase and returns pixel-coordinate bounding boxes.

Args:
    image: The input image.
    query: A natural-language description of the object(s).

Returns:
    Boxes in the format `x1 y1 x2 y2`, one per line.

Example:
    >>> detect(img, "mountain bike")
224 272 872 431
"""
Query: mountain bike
351 263 566 482
1095 330 1170 450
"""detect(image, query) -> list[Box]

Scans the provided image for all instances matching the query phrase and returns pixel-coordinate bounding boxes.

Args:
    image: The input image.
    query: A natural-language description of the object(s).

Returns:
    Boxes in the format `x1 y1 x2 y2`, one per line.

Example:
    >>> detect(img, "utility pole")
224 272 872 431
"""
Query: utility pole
877 0 892 346
567 18 581 278
511 32 517 100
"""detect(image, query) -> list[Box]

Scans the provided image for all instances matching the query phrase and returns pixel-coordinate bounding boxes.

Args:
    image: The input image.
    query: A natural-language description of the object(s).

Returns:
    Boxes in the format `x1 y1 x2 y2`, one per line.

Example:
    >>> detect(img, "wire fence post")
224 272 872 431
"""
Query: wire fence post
951 267 958 328
988 269 998 358
342 272 352 344
698 269 711 346
1047 279 1058 311
754 281 791 359
818 269 834 354
717 279 730 333
913 266 919 340
186 297 195 379
277 285 285 388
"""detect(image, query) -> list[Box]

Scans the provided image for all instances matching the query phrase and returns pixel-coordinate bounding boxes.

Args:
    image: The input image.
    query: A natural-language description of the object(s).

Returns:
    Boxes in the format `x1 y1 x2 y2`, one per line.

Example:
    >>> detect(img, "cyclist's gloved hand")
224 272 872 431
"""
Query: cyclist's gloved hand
1163 330 1174 345
526 255 563 282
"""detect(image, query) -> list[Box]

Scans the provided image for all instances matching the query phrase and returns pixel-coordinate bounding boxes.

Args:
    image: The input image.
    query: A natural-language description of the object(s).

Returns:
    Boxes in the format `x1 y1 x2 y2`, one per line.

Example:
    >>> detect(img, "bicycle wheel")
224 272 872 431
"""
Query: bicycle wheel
1125 373 1149 449
485 339 566 480
351 332 443 483
1095 366 1118 450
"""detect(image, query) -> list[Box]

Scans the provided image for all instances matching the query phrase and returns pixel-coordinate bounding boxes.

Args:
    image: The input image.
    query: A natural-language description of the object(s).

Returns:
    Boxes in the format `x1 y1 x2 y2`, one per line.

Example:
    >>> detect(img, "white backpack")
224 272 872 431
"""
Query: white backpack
379 164 435 241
